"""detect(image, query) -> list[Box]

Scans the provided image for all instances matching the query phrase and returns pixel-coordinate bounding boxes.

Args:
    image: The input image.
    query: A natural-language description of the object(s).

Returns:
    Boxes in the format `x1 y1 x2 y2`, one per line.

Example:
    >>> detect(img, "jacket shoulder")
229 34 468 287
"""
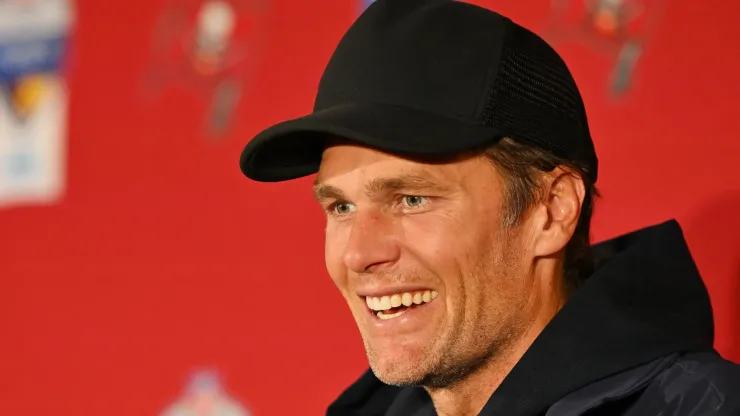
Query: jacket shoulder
671 352 740 392
647 351 740 414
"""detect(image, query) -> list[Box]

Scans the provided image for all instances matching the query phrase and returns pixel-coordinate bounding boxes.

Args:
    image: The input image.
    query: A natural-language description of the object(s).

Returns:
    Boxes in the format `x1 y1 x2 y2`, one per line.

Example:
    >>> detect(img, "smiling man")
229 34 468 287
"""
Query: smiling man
312 141 576 399
238 0 740 415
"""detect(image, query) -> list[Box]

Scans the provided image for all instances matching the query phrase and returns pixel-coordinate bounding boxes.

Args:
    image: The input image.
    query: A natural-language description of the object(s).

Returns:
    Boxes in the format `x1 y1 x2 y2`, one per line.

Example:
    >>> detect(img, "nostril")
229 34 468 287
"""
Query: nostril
363 261 388 274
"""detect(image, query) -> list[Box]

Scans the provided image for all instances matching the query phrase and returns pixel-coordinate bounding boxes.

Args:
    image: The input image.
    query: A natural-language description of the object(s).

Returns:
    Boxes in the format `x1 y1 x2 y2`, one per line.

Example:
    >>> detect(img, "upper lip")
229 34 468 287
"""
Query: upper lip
355 285 436 298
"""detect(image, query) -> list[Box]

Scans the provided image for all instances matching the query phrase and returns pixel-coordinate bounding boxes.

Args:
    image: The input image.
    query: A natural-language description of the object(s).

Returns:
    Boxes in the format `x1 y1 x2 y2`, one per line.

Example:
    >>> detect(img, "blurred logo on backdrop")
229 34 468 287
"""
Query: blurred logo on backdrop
144 0 269 139
543 0 666 99
0 0 74 208
160 369 252 416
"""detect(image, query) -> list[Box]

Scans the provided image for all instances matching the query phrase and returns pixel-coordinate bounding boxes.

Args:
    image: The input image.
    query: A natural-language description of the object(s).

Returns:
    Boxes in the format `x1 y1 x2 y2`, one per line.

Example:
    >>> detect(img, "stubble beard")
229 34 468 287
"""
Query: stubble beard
366 309 522 389
363 235 526 389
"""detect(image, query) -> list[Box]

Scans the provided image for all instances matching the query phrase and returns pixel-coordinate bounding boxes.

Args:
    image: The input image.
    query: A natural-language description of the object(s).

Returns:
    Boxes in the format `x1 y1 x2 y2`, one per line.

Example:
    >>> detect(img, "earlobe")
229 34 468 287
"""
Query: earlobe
533 170 586 257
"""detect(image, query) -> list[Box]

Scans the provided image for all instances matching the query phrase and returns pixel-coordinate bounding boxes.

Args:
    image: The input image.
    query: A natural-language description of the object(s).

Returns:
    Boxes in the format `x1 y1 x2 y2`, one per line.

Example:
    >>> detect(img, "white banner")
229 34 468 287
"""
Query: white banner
0 0 74 209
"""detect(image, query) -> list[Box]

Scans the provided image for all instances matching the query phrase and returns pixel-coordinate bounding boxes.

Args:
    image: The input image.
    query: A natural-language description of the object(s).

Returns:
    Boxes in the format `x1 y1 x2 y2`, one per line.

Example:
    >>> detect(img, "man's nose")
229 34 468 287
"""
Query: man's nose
342 211 400 274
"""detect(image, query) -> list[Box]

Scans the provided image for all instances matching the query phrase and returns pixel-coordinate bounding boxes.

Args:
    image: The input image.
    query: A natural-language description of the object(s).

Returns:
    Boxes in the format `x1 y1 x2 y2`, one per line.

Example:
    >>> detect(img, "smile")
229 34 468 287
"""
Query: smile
365 290 438 320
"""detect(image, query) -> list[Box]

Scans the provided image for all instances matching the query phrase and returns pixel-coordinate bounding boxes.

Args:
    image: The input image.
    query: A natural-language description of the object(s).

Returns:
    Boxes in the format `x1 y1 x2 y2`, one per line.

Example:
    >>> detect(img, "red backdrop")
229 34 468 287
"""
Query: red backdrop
1 0 739 414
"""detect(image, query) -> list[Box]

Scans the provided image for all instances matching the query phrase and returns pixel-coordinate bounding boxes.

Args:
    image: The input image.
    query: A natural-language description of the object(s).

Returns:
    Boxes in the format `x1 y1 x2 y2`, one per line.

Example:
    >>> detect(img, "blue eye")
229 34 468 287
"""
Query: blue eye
402 195 427 208
333 202 355 215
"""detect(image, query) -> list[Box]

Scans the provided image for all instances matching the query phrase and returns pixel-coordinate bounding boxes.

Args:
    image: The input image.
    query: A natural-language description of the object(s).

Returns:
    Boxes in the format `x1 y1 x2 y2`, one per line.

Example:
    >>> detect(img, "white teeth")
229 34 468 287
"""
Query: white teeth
390 294 402 308
401 293 413 307
413 293 422 304
380 296 391 310
364 290 439 313
377 309 407 320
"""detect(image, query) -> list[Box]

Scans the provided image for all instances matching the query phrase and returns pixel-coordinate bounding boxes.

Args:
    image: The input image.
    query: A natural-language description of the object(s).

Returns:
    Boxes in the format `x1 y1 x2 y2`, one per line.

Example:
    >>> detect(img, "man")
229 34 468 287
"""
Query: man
238 0 740 414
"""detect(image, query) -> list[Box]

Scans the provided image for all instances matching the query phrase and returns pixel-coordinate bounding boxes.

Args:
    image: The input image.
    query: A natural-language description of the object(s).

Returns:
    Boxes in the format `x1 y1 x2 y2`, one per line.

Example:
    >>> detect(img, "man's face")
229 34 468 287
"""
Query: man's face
315 144 536 387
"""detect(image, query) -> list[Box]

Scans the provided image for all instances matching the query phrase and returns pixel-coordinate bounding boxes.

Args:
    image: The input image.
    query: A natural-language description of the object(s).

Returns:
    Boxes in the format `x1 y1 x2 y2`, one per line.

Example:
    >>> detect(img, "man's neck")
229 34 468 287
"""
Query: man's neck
425 271 567 416
424 349 519 416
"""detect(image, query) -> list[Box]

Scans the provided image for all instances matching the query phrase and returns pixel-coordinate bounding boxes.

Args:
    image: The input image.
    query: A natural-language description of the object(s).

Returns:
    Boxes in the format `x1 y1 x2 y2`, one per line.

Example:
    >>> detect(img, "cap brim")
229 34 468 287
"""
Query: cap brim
239 102 502 182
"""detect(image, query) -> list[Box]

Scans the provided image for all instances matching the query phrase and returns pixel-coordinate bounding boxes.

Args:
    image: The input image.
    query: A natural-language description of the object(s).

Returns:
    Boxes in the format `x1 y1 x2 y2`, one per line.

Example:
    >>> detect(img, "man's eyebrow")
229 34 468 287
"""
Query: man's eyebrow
312 173 451 202
312 183 347 202
364 174 451 195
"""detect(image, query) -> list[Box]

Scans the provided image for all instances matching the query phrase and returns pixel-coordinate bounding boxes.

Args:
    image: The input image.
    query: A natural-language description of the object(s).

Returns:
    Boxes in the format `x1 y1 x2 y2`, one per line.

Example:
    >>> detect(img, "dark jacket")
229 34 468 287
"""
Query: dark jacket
326 220 740 415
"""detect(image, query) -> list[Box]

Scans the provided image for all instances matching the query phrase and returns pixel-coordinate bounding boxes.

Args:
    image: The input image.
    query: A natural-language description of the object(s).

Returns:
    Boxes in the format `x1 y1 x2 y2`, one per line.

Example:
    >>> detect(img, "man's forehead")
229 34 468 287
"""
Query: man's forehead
312 156 490 206
316 153 447 185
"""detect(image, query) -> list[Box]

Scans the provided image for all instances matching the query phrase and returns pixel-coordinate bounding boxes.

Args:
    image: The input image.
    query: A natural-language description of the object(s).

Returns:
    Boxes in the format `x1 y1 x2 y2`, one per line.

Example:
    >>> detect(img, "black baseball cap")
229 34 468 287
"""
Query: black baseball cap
239 0 598 183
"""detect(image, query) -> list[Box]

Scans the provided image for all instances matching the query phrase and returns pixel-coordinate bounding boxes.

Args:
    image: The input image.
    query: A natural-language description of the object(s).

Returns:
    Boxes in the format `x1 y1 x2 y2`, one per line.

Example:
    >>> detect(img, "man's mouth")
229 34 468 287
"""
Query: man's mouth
365 290 438 320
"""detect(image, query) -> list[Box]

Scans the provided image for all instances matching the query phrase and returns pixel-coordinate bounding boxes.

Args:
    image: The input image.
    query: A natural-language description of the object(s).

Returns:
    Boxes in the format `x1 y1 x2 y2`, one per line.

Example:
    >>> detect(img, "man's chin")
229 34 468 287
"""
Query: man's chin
367 350 432 387
370 365 427 387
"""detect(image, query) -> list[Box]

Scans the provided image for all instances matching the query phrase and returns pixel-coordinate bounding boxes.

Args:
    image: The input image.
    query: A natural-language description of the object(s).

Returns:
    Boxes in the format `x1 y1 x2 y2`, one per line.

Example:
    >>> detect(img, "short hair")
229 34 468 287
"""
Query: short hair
483 138 600 293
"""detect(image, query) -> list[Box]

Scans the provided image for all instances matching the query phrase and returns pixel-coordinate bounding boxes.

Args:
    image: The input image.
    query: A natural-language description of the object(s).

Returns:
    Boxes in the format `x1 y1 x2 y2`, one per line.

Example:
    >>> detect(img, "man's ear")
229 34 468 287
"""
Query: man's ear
530 168 586 257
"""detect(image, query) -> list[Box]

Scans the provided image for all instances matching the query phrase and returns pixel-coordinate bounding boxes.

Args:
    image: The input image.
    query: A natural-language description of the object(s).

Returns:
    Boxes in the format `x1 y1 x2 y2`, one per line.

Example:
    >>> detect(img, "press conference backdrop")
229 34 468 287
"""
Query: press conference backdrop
1 0 739 414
